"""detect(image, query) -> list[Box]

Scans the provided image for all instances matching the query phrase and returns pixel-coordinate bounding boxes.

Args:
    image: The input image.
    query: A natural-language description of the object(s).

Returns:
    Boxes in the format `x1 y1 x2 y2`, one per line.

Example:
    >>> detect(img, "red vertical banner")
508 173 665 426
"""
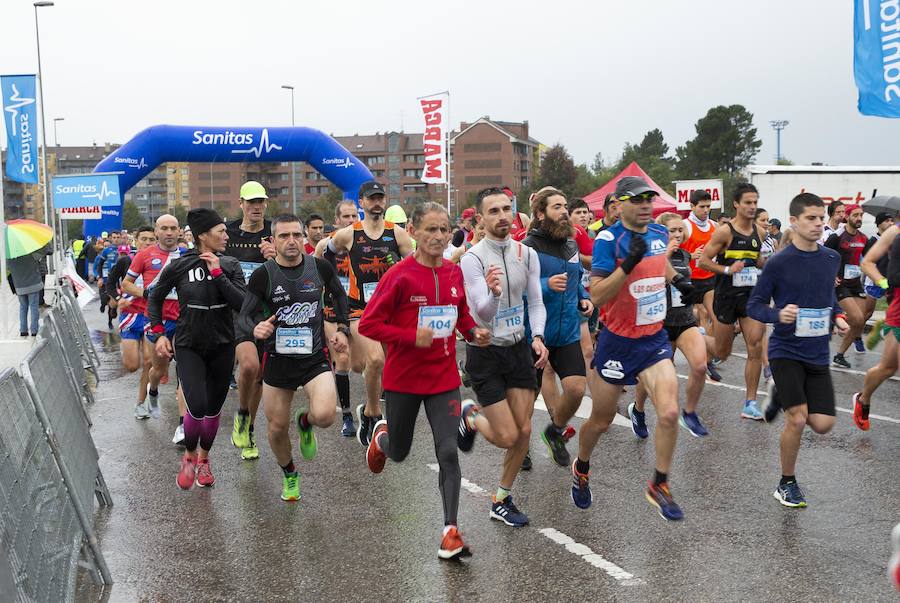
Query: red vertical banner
419 92 449 184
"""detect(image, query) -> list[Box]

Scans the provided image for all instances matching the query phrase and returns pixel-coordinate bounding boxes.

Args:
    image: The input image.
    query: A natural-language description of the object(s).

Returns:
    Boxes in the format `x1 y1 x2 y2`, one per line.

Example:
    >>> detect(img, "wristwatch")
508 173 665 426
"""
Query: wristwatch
336 324 351 338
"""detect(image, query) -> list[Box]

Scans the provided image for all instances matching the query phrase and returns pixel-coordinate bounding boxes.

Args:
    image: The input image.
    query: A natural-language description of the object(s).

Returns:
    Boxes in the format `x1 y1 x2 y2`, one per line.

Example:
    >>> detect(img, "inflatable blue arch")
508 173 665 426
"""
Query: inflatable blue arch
87 125 373 236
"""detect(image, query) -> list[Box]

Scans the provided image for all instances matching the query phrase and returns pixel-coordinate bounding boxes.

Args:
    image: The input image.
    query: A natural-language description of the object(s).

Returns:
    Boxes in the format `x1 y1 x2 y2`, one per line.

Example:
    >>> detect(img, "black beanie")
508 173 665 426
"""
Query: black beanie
187 208 224 237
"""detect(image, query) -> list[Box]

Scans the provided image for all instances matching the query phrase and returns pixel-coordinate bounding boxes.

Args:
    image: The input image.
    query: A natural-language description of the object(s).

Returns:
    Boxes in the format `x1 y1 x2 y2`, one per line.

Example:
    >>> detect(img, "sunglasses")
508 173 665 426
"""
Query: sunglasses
619 192 656 202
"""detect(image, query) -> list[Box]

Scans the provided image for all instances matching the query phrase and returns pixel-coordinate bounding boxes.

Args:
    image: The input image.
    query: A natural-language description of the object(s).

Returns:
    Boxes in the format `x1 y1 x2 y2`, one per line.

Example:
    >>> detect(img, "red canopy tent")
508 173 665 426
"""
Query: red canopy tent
583 161 686 218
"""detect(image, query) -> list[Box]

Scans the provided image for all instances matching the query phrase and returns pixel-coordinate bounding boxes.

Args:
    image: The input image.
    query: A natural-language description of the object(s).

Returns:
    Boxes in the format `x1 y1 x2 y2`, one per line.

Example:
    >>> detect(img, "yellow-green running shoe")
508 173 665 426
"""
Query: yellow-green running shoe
281 472 300 501
296 411 318 461
231 413 250 449
241 430 259 461
867 319 885 350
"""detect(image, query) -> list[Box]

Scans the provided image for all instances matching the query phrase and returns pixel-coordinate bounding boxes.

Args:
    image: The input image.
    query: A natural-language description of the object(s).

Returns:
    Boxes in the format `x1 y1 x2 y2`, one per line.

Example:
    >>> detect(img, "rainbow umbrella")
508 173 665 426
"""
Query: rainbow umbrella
4 219 54 259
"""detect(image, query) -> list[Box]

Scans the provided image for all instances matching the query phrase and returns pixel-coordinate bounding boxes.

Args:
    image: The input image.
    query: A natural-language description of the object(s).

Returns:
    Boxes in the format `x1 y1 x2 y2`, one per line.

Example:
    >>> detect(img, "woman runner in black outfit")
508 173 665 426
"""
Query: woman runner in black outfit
147 208 247 490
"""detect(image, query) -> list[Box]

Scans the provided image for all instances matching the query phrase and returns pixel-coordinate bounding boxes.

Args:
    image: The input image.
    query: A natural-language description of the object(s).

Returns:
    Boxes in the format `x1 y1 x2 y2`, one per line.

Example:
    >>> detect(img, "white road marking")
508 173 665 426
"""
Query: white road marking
534 395 631 428
729 351 900 382
425 463 640 585
539 527 642 586
836 406 900 425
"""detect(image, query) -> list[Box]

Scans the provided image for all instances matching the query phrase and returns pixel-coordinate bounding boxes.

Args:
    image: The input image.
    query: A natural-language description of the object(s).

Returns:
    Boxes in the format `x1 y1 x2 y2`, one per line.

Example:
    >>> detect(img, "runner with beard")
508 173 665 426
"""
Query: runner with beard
699 183 768 420
521 189 592 467
851 223 900 431
226 181 276 461
579 176 687 520
457 188 548 528
824 205 868 369
327 181 414 446
121 214 188 445
818 201 846 245
861 213 895 342
316 200 363 436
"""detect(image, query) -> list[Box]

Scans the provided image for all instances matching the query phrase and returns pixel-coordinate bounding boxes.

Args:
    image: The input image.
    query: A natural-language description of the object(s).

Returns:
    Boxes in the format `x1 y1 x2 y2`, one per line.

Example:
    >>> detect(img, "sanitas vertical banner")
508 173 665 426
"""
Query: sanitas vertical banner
1 74 39 183
854 0 900 117
418 91 449 184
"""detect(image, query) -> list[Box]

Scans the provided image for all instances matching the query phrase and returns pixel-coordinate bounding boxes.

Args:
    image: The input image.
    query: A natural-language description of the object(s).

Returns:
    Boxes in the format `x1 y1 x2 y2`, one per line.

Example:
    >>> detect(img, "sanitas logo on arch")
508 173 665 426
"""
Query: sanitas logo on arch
191 128 283 158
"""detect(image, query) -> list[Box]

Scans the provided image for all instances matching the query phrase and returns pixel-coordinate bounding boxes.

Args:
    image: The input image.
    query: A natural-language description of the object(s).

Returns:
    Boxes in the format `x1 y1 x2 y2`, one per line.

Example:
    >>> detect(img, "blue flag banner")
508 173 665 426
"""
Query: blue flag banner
83 206 121 239
1 74 39 183
854 0 900 117
51 173 122 209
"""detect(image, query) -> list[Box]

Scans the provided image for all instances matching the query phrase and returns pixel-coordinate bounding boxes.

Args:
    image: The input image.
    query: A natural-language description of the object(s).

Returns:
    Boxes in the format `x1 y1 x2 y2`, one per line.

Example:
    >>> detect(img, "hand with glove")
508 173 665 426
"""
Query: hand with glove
620 235 648 275
671 273 695 298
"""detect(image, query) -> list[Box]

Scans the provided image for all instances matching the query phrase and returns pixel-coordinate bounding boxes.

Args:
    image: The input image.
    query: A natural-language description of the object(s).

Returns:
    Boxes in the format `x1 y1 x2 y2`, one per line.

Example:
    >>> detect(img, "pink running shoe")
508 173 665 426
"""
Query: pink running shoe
196 458 215 487
176 454 196 490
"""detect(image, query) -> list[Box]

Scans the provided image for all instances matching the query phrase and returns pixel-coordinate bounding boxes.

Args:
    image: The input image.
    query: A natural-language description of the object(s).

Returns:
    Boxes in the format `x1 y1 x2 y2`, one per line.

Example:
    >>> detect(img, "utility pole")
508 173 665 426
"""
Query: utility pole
769 120 789 163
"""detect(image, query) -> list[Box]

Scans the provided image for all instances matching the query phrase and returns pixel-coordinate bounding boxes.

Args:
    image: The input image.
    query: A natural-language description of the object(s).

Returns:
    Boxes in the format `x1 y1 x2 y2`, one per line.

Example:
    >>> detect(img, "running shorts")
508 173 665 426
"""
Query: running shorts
119 312 146 341
769 358 835 416
464 339 537 406
593 328 672 386
261 351 331 391
688 276 715 305
664 321 698 343
146 318 177 340
713 291 750 325
535 341 586 385
836 283 866 301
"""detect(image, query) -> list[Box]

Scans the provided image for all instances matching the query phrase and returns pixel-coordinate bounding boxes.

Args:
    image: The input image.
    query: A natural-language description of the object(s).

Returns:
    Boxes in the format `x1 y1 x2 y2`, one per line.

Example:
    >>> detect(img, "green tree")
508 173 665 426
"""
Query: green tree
776 157 794 166
616 128 676 194
675 105 762 179
536 144 578 196
122 201 144 231
572 164 601 198
170 204 188 226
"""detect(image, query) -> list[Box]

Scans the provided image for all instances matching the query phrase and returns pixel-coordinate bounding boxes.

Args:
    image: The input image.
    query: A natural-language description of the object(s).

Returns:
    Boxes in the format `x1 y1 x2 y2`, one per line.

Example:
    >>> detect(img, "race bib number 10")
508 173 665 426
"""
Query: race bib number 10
418 305 458 339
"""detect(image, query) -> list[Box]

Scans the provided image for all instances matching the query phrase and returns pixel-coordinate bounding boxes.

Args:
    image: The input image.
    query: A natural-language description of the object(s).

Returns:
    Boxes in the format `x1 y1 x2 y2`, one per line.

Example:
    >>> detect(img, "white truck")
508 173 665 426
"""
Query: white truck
748 165 900 236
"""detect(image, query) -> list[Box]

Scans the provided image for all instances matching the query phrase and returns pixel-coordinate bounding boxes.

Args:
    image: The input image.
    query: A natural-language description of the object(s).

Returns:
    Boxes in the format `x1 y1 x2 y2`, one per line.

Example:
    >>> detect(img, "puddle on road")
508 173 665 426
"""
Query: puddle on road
89 327 128 381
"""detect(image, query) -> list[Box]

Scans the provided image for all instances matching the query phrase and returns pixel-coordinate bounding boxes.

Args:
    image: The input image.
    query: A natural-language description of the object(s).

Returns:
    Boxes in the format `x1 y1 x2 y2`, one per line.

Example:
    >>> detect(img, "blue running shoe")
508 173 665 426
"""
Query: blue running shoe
645 481 684 521
627 402 648 439
571 461 592 509
763 365 772 381
853 337 866 353
741 399 764 421
773 480 807 508
490 495 529 527
679 411 708 437
705 362 722 382
340 413 355 437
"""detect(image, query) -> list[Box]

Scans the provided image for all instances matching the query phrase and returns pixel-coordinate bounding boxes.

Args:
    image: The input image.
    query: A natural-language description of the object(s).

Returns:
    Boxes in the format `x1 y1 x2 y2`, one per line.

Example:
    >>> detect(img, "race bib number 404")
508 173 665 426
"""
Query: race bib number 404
418 305 458 339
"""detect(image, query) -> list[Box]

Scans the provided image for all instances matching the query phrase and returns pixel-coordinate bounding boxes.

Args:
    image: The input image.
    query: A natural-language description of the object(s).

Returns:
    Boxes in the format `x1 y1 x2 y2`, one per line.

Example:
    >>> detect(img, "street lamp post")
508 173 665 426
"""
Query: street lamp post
53 117 64 146
281 84 297 215
34 1 56 270
769 120 790 163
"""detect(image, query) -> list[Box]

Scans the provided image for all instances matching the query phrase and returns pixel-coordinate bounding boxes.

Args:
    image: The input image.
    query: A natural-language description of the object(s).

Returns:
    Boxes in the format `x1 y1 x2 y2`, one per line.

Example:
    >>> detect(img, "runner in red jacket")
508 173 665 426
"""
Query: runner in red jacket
359 201 490 561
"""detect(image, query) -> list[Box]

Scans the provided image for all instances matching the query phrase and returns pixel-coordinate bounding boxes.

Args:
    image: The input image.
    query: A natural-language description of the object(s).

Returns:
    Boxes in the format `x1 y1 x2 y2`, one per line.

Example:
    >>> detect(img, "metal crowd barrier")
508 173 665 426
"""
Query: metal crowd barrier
0 281 114 602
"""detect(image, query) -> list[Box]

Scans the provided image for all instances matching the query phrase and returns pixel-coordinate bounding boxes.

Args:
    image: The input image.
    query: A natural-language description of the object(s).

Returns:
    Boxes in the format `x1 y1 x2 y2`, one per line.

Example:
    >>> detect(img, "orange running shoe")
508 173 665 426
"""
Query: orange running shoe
196 458 215 487
852 392 870 431
366 420 388 474
176 454 196 490
438 526 472 560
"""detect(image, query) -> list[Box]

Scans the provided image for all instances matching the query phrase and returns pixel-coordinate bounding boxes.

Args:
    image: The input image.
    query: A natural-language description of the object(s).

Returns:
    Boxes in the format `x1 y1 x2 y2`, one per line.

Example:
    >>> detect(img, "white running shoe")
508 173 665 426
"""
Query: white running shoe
147 386 160 419
172 423 185 446
133 401 151 420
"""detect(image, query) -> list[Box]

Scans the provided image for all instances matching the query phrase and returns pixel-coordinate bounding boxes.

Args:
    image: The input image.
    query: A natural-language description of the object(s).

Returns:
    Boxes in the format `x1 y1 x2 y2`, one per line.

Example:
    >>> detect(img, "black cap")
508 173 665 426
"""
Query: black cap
876 211 895 226
358 181 386 199
689 189 712 204
323 224 336 234
187 207 224 237
769 218 781 229
614 176 657 199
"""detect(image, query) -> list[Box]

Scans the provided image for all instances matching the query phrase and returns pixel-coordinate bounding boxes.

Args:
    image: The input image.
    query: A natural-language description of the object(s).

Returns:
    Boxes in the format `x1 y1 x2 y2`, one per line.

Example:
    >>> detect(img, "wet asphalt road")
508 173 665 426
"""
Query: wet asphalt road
72 299 900 602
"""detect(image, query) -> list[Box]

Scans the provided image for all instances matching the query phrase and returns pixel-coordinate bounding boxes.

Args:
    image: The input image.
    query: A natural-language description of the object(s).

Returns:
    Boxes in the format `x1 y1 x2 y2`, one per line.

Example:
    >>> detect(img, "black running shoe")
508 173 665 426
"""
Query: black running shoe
832 353 851 369
520 450 532 471
764 380 782 423
540 423 571 467
457 399 478 452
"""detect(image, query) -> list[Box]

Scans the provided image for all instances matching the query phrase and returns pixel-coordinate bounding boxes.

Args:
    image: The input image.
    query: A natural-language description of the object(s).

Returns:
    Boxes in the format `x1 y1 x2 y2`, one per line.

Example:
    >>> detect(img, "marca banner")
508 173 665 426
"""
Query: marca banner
854 0 900 117
419 92 449 184
674 179 724 211
52 173 121 209
1 74 39 184
59 206 102 220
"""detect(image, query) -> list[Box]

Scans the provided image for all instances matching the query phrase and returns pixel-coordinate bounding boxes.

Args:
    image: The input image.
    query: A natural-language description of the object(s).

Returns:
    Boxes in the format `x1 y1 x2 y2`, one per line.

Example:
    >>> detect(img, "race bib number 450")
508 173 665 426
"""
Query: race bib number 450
418 305 458 339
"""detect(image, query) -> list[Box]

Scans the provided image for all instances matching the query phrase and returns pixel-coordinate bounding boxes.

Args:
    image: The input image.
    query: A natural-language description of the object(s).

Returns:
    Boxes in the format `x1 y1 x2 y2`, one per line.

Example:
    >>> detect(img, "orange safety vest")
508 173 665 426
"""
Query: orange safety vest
681 217 716 280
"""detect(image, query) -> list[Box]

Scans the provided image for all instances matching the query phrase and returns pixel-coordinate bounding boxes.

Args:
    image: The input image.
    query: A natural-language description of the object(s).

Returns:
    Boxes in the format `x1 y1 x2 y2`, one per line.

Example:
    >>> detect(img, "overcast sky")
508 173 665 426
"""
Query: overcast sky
2 0 897 169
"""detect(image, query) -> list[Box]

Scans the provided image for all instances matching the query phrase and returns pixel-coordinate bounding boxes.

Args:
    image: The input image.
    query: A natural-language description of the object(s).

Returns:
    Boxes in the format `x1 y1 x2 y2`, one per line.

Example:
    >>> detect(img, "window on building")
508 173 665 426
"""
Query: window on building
389 184 401 194
464 159 502 169
372 170 385 178
279 173 289 181
464 175 502 185
463 143 502 153
403 183 427 191
389 169 401 179
403 169 423 178
181 193 190 200
366 156 385 165
306 172 319 180
281 188 290 195
180 168 189 175
403 154 417 162
388 155 400 163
